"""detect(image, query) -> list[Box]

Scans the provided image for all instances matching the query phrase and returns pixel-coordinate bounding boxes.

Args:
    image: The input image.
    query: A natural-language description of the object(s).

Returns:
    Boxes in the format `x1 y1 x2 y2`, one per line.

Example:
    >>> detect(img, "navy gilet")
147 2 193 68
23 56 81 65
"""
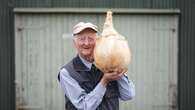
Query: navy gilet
58 55 119 110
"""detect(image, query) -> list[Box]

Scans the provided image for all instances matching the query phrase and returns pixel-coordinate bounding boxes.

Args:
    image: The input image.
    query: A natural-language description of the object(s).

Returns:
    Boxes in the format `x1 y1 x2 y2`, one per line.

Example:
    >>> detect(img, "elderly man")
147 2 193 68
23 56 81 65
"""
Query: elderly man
58 22 135 110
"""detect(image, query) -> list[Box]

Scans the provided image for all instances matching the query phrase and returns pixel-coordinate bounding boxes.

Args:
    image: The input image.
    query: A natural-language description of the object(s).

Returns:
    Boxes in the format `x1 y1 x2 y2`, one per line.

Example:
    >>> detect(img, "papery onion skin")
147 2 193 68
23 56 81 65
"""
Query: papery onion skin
94 11 131 73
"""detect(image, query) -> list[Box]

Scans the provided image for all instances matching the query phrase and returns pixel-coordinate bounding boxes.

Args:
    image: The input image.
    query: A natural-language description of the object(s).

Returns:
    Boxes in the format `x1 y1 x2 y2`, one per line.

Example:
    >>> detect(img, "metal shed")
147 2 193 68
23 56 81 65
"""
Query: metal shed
0 0 195 110
14 9 179 110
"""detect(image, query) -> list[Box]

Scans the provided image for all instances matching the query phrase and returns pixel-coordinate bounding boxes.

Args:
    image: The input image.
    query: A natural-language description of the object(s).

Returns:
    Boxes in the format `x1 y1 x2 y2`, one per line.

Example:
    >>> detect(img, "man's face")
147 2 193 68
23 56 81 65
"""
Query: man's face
74 28 97 61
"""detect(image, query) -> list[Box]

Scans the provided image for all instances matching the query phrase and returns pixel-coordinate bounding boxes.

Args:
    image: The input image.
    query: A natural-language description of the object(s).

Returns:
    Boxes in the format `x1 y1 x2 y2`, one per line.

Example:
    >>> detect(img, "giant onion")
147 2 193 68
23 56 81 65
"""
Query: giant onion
94 11 131 73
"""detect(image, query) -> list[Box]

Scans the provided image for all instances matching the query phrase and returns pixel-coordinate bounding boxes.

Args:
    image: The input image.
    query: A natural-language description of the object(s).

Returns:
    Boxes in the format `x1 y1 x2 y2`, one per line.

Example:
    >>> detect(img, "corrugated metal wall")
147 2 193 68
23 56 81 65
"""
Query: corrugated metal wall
14 13 178 110
0 0 15 110
0 0 195 110
14 0 178 8
178 0 195 110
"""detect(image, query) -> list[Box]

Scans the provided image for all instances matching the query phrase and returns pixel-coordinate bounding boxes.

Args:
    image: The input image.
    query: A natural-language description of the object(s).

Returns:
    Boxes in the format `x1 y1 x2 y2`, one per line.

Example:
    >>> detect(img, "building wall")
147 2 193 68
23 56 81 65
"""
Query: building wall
15 0 178 8
0 0 15 110
0 0 195 110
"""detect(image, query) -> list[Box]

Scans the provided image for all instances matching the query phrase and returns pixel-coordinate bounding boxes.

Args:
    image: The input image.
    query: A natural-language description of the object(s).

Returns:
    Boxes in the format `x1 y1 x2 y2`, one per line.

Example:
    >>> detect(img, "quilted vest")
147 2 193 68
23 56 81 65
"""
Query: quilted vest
59 55 119 110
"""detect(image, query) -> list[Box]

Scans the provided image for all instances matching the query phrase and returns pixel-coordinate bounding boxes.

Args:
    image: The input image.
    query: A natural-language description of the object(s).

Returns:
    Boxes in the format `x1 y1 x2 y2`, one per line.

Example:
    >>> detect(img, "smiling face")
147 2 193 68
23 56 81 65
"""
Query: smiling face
74 28 97 62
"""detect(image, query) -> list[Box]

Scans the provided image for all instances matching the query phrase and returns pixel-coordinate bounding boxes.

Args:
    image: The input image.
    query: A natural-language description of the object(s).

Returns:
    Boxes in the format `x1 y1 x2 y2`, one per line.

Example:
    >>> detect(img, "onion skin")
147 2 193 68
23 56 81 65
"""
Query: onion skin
94 11 131 73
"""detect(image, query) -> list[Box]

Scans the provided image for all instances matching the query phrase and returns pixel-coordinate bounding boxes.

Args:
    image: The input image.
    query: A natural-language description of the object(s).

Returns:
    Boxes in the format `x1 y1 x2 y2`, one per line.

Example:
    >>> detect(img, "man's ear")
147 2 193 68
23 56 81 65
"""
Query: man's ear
73 39 78 49
73 39 76 46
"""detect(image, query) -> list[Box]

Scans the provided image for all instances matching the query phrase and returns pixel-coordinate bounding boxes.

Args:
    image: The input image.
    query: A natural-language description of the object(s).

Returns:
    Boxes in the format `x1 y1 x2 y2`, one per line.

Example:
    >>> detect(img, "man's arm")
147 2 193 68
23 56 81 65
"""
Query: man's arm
98 70 135 101
59 68 106 110
117 74 135 101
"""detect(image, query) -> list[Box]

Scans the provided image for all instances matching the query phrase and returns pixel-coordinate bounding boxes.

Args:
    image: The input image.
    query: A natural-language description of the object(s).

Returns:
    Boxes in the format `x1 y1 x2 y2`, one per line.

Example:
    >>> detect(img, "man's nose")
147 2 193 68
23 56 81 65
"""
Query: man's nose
83 38 90 45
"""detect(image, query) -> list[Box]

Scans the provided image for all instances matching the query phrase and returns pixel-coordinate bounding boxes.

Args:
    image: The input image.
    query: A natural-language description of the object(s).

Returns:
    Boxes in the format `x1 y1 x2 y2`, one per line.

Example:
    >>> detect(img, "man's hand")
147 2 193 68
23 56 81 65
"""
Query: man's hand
100 68 127 87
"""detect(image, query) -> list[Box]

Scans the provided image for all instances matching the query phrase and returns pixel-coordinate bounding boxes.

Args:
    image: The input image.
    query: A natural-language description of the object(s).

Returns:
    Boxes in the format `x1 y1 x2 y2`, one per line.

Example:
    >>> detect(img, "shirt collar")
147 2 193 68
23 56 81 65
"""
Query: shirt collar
78 54 93 69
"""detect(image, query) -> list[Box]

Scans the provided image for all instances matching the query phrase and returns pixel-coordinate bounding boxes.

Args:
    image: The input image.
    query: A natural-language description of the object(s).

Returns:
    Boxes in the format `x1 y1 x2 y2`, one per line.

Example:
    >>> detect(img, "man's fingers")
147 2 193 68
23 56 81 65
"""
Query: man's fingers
118 72 124 77
122 69 127 74
105 72 121 80
103 69 127 81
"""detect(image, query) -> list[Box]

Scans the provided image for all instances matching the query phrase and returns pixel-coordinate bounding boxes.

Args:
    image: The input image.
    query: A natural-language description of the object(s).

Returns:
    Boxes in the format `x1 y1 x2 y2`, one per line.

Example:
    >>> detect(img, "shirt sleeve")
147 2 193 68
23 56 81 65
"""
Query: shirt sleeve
117 74 135 101
59 68 106 110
